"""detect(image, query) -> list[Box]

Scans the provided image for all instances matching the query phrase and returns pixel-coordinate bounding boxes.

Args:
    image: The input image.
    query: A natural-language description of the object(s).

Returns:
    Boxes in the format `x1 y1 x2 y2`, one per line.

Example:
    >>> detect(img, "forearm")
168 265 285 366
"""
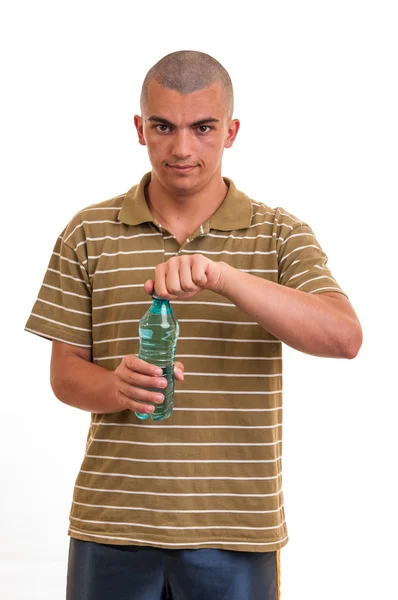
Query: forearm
218 262 361 358
51 352 119 413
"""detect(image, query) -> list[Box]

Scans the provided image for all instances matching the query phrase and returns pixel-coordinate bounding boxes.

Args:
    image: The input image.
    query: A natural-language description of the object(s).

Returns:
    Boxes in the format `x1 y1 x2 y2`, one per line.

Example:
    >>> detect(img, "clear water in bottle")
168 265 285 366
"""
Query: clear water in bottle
135 293 179 421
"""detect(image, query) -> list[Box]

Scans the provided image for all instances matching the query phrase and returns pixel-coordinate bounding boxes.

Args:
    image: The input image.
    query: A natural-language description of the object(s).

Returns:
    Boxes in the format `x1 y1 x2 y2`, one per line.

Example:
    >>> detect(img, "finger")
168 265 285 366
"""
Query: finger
118 391 156 414
121 370 168 389
120 382 165 405
124 355 163 376
165 258 183 296
191 255 208 287
154 262 170 299
174 361 185 378
144 279 155 295
179 256 201 293
174 365 184 380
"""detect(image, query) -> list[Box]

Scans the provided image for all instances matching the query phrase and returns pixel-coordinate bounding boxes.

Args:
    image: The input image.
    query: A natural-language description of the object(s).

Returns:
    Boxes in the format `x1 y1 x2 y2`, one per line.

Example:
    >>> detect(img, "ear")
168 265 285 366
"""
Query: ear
224 118 240 149
134 115 146 146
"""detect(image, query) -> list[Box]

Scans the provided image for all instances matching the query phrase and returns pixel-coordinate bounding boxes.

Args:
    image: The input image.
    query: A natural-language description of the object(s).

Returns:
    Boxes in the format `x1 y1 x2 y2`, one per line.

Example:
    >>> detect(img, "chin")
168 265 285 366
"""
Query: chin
166 168 200 181
171 180 198 193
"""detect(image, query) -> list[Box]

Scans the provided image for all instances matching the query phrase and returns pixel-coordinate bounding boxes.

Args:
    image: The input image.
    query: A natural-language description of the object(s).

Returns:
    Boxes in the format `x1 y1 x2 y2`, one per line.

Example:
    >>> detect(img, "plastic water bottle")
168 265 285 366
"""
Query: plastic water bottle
134 293 180 421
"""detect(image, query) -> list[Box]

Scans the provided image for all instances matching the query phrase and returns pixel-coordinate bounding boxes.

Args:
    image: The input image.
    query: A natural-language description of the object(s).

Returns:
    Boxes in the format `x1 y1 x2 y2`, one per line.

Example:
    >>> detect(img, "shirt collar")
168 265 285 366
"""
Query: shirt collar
118 171 252 231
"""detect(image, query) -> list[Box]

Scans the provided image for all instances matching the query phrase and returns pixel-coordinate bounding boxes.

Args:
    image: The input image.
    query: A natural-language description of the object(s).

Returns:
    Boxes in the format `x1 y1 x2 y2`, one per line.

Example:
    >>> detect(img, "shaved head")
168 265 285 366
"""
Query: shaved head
140 50 234 118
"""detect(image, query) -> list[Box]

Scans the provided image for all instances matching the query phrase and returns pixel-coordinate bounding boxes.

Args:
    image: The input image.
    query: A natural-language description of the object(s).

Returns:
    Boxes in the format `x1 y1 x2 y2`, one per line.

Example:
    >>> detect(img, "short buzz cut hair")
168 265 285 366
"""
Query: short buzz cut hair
140 50 234 118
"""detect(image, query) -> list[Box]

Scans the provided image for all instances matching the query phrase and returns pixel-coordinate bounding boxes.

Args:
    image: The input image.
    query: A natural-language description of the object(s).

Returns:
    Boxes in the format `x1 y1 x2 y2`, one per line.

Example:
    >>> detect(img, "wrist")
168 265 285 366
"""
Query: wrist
213 261 234 297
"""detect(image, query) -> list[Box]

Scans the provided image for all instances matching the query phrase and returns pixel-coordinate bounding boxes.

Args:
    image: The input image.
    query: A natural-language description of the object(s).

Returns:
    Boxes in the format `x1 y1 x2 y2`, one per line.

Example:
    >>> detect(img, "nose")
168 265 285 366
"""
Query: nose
171 129 192 161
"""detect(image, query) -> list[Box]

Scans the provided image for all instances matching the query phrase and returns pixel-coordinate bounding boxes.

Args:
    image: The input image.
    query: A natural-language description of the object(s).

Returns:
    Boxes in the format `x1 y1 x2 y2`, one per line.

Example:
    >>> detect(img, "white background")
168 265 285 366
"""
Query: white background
1 1 397 598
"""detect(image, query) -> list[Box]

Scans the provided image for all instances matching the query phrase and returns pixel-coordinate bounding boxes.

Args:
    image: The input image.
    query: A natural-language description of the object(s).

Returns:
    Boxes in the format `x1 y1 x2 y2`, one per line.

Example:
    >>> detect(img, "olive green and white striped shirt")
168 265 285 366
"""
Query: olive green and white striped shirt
25 171 346 552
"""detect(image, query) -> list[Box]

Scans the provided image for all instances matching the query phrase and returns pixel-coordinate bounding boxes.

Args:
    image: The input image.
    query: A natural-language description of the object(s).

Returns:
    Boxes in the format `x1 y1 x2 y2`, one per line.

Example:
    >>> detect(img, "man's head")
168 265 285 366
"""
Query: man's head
140 50 234 119
134 50 240 196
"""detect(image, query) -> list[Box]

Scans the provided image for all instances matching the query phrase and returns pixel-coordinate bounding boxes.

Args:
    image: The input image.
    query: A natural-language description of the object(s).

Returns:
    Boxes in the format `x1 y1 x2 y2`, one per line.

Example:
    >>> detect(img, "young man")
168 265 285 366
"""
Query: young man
25 50 362 600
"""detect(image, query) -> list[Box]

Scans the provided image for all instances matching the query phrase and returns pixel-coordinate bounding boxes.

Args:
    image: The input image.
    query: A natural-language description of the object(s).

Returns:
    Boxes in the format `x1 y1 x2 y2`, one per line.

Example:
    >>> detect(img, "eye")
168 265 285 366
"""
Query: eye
155 124 172 133
196 125 212 134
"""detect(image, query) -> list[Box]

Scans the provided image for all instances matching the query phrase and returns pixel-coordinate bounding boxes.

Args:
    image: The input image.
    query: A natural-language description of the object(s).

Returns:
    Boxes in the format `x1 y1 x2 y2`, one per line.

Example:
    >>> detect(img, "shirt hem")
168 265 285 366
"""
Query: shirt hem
24 323 92 348
67 527 289 553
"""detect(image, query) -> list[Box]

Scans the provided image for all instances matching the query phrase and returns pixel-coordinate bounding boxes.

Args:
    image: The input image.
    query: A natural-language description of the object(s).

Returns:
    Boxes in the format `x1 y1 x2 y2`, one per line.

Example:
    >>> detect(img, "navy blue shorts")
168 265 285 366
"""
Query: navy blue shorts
66 538 280 599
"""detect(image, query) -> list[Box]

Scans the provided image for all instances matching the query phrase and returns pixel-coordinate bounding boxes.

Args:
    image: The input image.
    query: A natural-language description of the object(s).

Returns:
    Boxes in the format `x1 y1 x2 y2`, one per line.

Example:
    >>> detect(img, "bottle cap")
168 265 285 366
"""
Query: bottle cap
152 290 165 300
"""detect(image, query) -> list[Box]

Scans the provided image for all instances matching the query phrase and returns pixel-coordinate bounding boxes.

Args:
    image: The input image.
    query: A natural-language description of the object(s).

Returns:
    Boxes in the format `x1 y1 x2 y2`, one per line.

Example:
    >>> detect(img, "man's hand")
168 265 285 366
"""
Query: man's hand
50 342 185 415
144 254 227 300
114 355 185 415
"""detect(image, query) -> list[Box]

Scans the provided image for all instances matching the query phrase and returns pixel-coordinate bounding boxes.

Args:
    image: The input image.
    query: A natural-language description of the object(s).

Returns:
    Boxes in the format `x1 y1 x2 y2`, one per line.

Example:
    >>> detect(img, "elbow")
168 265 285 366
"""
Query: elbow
50 363 68 404
342 322 363 359
50 370 63 402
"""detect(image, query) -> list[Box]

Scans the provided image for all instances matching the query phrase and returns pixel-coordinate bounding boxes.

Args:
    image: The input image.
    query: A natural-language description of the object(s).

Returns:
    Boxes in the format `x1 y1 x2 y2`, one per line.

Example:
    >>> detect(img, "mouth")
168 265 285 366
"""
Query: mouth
167 164 197 174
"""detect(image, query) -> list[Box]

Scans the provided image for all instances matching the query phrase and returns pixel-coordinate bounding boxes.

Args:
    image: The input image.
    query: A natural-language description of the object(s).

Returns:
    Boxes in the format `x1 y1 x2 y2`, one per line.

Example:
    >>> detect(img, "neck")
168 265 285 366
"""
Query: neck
146 170 229 235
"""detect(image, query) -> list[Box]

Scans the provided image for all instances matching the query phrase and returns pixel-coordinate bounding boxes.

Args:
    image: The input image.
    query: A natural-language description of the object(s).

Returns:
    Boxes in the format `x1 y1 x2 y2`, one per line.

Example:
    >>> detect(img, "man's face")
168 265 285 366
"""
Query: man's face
134 80 239 195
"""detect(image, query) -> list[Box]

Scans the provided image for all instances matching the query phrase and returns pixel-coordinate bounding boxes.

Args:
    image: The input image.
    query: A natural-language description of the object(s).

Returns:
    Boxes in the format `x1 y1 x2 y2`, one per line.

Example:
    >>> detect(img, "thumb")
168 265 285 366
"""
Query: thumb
144 279 155 296
174 362 185 380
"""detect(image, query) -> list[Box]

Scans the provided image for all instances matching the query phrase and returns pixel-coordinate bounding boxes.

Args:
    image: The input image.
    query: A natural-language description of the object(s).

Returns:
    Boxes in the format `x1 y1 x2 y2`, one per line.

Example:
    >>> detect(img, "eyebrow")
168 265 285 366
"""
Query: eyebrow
147 115 220 128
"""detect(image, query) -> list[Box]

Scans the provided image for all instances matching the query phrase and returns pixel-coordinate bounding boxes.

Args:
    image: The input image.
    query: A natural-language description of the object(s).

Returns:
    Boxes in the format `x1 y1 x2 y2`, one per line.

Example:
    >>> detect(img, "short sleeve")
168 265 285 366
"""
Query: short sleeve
278 220 347 297
25 231 92 348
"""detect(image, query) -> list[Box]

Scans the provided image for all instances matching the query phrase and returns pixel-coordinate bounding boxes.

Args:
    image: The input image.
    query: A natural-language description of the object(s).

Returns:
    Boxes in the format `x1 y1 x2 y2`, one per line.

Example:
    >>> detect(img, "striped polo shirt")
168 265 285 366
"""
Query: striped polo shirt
25 171 346 552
